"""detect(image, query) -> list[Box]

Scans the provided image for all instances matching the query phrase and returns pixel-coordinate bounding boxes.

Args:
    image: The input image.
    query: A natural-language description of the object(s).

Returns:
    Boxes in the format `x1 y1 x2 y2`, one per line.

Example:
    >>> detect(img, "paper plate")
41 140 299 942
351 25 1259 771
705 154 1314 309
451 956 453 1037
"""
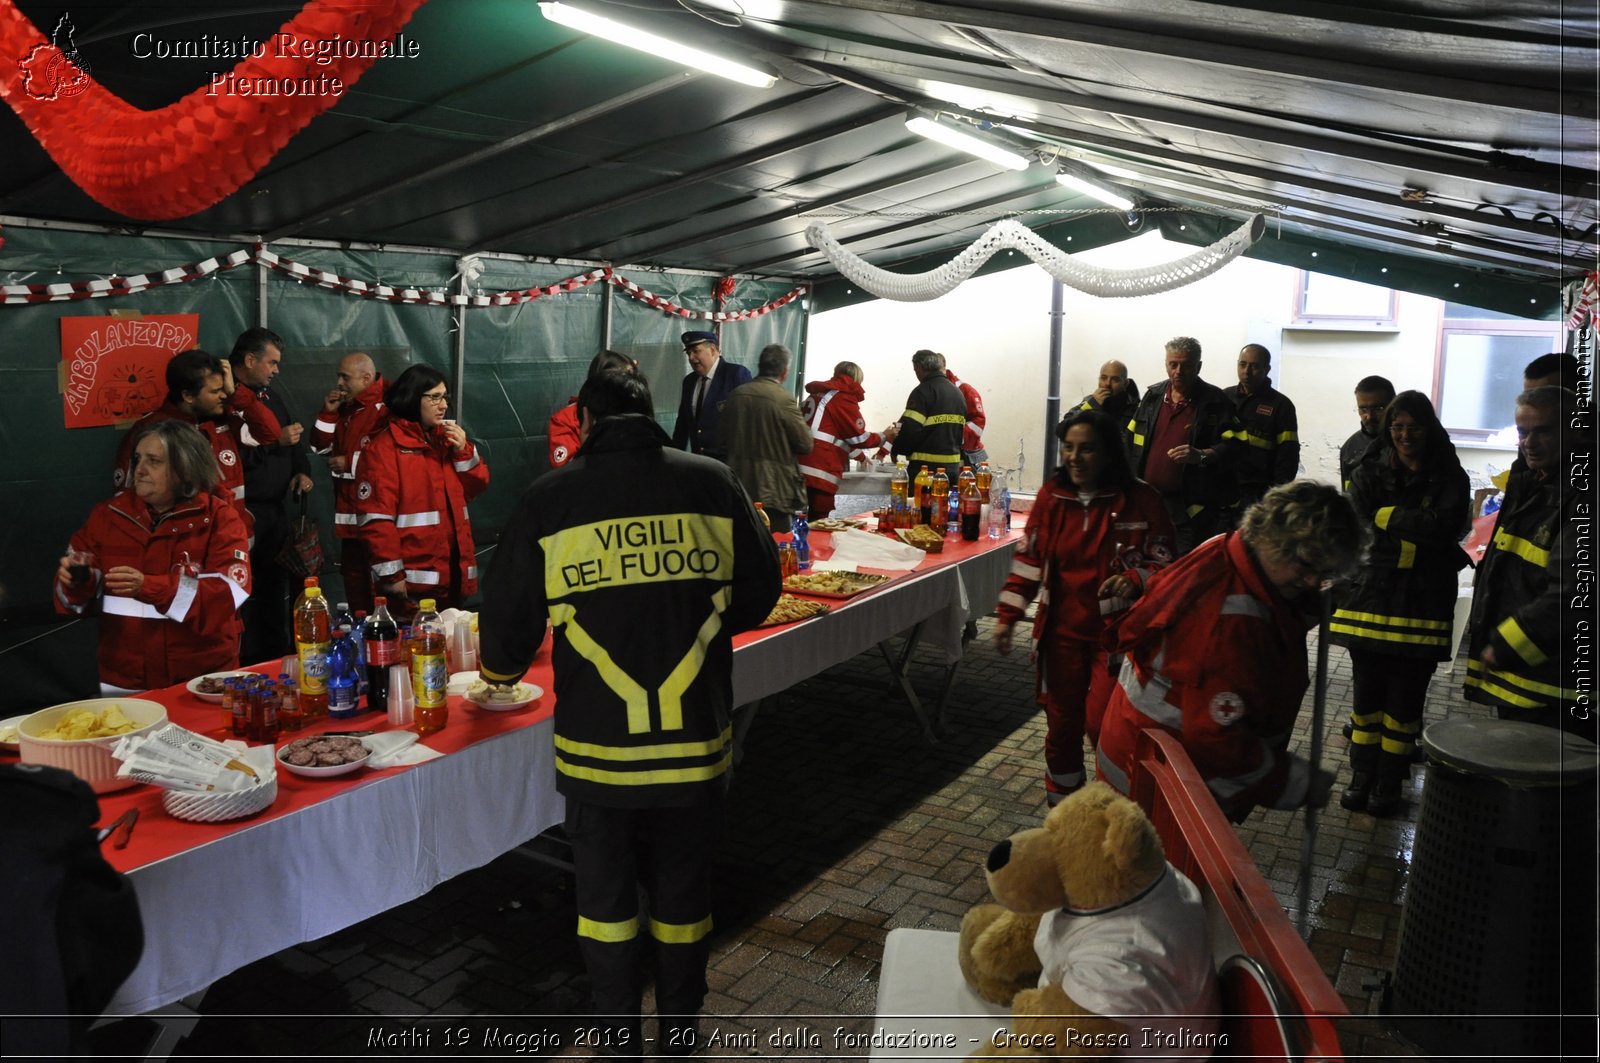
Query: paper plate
465 683 543 712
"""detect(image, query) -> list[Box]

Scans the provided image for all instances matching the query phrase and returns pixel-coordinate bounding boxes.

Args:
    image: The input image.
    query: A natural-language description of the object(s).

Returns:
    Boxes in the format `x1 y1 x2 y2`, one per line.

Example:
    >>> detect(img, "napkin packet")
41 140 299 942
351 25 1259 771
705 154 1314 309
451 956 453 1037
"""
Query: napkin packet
360 730 443 769
113 723 271 792
813 527 926 572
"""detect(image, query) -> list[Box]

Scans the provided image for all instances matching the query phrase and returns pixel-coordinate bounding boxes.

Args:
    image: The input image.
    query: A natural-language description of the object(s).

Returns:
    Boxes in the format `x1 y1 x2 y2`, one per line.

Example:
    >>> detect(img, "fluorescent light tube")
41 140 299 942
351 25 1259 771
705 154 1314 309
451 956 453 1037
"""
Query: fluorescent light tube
905 116 1030 171
539 2 776 88
1054 169 1134 211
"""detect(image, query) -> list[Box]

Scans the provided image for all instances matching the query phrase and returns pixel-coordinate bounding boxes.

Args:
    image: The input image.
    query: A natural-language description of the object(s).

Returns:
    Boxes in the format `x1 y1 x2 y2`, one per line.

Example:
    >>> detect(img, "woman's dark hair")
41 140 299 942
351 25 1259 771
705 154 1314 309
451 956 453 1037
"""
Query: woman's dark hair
579 369 654 423
386 365 448 423
586 349 636 382
1379 390 1456 469
1054 408 1136 492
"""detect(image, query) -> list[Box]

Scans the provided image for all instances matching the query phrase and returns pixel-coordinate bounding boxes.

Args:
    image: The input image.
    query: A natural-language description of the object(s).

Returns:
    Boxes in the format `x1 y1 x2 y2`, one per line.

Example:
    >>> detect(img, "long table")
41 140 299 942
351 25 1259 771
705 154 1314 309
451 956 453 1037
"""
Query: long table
91 526 1018 1017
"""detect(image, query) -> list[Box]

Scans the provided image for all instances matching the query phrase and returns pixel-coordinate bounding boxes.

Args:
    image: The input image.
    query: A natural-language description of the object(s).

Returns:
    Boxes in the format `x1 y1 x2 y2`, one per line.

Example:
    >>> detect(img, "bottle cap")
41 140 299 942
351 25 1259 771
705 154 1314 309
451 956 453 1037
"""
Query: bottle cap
374 595 387 606
304 577 318 588
420 598 437 611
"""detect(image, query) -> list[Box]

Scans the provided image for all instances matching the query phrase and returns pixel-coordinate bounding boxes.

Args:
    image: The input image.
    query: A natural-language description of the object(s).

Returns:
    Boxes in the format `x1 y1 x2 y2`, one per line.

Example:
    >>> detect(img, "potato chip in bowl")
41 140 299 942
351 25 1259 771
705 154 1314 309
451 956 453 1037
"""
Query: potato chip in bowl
20 698 168 793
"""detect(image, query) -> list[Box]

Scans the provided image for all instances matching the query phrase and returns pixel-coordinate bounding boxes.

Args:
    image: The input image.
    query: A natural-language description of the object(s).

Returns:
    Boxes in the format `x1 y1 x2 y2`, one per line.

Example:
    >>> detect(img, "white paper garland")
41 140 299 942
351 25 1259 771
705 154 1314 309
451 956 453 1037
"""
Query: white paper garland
806 214 1266 301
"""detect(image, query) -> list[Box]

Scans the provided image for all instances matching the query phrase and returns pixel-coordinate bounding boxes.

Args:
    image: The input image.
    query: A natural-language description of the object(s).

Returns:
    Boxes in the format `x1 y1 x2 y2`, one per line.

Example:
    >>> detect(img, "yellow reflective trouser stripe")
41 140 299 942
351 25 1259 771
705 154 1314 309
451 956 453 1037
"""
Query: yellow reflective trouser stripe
555 725 733 763
901 408 927 424
550 603 651 733
1333 608 1451 631
578 915 639 943
659 587 731 730
1351 726 1382 746
1466 658 1578 700
1350 710 1383 725
1498 616 1548 667
1398 539 1416 569
650 914 713 944
1375 506 1395 530
911 452 961 464
1382 735 1417 754
1329 623 1450 648
1492 528 1551 568
1383 714 1421 733
558 747 733 787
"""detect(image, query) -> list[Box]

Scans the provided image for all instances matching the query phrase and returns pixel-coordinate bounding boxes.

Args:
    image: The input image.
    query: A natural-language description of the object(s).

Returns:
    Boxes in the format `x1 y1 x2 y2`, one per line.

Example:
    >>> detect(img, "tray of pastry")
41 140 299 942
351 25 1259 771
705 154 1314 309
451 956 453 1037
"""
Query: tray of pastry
781 571 893 599
759 594 832 627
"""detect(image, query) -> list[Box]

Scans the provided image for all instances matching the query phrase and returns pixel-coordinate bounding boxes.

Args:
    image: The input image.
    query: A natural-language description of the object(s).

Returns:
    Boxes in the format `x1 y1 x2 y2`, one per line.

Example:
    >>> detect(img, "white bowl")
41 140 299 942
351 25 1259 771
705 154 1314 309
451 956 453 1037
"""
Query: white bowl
19 698 169 793
163 774 278 822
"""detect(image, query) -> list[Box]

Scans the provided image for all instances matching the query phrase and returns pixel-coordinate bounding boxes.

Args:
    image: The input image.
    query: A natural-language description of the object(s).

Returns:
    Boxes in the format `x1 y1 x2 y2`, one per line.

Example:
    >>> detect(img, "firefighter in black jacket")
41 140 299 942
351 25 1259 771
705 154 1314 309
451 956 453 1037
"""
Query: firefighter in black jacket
1465 385 1593 739
886 348 967 485
478 370 781 1055
1125 336 1246 555
1226 344 1300 511
1331 391 1471 816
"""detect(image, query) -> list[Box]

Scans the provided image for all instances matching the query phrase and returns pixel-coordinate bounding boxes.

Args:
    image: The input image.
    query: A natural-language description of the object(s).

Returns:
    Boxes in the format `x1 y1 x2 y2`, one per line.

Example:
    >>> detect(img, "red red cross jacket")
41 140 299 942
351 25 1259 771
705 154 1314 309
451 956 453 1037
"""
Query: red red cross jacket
1094 531 1318 819
114 390 281 531
354 418 490 602
547 399 580 469
798 373 883 491
56 490 251 691
996 476 1174 644
309 375 388 541
945 370 986 454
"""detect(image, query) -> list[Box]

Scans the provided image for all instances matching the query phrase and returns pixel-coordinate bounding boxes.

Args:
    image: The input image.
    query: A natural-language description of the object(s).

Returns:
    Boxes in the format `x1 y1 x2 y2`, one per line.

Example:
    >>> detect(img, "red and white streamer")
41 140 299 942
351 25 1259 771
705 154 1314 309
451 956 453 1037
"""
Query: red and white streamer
2 243 809 319
1567 271 1598 330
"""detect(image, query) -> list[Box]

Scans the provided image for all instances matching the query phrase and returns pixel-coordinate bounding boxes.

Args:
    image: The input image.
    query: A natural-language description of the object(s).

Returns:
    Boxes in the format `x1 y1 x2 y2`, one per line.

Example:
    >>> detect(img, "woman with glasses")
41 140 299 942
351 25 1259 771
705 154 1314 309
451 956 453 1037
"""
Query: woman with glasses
1094 481 1366 822
355 365 490 615
1331 391 1470 816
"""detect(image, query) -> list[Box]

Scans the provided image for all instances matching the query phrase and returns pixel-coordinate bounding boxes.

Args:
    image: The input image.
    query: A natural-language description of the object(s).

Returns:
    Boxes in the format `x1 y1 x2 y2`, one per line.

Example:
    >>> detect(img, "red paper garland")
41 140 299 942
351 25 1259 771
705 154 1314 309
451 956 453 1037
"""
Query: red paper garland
0 0 429 219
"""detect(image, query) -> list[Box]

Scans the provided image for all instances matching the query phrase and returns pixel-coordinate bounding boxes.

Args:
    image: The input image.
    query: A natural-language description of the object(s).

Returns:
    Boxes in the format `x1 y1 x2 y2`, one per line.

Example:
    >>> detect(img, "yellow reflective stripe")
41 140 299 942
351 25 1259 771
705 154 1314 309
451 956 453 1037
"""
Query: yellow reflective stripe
1332 608 1451 631
1342 477 1351 493
900 408 927 424
481 664 522 683
926 413 968 426
1382 714 1421 733
1277 430 1298 443
1186 503 1205 517
1374 506 1395 530
1381 736 1417 754
910 451 961 464
1329 623 1450 647
557 748 733 786
1491 528 1551 568
554 725 732 763
1398 539 1416 569
578 915 639 943
541 513 734 598
1351 728 1382 745
659 587 730 730
1498 616 1548 667
650 915 713 944
1466 658 1578 700
1240 431 1274 450
1350 710 1383 726
1464 671 1541 708
550 603 651 733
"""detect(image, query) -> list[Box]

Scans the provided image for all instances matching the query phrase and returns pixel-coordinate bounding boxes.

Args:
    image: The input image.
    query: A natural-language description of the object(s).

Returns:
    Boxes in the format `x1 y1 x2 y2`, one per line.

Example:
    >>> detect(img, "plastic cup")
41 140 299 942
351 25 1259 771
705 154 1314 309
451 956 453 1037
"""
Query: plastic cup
281 655 300 684
387 663 415 726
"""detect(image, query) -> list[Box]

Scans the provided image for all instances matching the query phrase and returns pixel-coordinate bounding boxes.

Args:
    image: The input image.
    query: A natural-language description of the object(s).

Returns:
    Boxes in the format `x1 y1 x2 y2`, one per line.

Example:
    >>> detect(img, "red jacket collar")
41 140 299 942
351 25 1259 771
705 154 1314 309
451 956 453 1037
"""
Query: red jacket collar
805 373 865 402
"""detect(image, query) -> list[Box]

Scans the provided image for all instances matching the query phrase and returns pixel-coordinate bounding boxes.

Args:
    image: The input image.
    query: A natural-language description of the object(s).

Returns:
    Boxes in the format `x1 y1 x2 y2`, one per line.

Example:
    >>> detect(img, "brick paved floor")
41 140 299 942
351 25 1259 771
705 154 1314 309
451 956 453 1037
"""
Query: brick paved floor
91 616 1505 1061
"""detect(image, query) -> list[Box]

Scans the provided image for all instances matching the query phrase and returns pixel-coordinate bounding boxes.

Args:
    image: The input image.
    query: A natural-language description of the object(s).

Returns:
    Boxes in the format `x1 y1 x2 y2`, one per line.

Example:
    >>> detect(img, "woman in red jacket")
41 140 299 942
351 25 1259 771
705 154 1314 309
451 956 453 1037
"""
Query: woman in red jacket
547 349 637 470
57 419 251 692
798 361 884 519
994 409 1175 804
357 366 490 614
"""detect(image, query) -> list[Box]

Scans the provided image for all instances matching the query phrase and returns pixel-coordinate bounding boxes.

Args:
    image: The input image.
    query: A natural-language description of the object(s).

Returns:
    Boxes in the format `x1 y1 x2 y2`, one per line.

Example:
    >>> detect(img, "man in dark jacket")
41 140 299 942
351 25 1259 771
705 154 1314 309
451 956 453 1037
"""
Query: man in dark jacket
1339 375 1394 493
887 348 967 485
232 327 310 662
1226 344 1300 515
479 369 780 1056
1465 385 1594 739
719 343 811 532
671 330 751 461
1126 336 1244 555
1075 359 1140 442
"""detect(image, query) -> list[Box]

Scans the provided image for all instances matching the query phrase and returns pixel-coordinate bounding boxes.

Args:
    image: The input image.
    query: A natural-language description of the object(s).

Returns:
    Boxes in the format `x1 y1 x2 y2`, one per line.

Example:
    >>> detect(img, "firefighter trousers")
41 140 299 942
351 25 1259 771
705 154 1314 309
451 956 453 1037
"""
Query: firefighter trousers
1347 648 1436 784
565 796 723 1032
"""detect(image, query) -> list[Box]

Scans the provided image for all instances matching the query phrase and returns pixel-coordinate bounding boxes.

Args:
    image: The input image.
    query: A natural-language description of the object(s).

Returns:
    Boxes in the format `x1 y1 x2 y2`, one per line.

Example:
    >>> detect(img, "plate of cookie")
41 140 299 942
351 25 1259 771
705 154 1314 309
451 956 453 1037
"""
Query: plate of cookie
277 735 371 778
782 571 892 598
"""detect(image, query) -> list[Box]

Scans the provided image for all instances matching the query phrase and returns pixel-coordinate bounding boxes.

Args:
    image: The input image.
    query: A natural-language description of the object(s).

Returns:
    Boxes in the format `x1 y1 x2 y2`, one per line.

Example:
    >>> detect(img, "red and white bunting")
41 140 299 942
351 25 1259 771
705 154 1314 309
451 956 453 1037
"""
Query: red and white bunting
3 243 808 319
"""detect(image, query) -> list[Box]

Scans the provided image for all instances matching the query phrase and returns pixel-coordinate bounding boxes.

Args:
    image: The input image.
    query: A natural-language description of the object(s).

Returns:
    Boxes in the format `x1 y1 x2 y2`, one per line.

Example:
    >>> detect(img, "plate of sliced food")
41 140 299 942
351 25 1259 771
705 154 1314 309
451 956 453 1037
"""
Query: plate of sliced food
760 594 831 627
277 735 371 778
809 517 870 532
464 680 544 712
186 671 254 703
782 571 893 598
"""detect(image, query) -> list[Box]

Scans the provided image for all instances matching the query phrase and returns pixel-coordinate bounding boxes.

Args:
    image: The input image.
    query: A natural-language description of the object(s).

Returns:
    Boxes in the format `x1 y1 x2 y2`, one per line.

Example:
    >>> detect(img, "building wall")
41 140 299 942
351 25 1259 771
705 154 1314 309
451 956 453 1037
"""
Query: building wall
808 232 1519 493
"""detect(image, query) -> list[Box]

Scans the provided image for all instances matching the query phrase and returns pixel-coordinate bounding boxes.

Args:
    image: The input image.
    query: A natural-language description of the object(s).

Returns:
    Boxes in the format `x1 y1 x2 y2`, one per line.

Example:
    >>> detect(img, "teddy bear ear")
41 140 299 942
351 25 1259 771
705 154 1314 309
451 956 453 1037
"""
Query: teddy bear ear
1100 799 1162 872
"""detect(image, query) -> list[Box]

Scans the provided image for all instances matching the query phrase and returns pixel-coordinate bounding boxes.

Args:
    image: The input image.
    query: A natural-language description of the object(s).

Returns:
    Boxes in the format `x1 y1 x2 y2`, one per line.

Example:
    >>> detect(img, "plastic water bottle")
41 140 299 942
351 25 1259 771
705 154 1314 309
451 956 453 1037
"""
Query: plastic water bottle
332 601 354 638
988 485 1010 540
327 630 360 719
792 514 811 570
349 609 368 697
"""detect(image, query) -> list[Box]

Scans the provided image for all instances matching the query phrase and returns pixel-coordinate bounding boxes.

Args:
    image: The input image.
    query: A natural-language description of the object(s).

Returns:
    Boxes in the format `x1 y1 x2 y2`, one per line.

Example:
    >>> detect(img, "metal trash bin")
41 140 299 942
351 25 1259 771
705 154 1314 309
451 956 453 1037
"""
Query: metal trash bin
1386 718 1599 1059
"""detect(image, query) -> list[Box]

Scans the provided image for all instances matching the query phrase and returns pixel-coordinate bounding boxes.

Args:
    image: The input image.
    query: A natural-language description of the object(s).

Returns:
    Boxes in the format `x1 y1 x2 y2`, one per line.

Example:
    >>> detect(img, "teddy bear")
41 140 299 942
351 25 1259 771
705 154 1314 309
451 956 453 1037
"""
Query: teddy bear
957 782 1220 1058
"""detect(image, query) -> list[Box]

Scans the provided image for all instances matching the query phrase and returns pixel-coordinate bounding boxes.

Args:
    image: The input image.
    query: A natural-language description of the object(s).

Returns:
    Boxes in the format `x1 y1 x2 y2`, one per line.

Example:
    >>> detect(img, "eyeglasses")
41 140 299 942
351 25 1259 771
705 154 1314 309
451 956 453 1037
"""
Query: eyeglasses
1389 423 1423 436
1355 405 1387 415
421 392 451 406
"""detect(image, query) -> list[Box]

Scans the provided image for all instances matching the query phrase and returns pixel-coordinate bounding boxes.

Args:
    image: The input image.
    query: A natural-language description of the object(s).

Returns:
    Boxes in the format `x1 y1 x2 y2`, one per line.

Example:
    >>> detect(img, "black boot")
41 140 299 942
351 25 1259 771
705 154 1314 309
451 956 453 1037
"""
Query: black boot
1367 779 1402 818
1339 771 1373 812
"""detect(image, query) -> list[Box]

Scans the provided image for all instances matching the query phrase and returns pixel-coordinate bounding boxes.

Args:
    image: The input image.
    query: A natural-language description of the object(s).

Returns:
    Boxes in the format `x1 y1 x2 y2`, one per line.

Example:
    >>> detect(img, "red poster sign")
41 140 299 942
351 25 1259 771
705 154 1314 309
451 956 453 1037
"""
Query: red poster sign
60 314 199 429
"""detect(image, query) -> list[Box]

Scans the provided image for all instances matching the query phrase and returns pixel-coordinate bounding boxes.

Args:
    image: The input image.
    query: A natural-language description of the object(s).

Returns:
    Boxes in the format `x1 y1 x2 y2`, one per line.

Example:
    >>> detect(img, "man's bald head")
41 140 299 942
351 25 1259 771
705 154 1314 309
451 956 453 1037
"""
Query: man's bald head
1096 360 1129 398
336 352 376 396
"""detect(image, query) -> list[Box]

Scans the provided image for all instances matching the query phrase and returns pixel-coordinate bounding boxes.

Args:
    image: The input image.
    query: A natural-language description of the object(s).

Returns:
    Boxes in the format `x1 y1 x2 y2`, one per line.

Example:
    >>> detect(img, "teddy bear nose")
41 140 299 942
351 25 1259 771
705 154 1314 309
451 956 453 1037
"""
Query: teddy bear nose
986 839 1012 873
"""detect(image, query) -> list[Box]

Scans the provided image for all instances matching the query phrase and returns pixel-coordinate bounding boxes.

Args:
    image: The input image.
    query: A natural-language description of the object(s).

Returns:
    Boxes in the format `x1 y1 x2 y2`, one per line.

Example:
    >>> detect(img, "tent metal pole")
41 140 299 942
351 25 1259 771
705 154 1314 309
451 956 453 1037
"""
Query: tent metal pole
1043 279 1064 475
452 269 468 420
256 258 268 328
601 277 614 350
